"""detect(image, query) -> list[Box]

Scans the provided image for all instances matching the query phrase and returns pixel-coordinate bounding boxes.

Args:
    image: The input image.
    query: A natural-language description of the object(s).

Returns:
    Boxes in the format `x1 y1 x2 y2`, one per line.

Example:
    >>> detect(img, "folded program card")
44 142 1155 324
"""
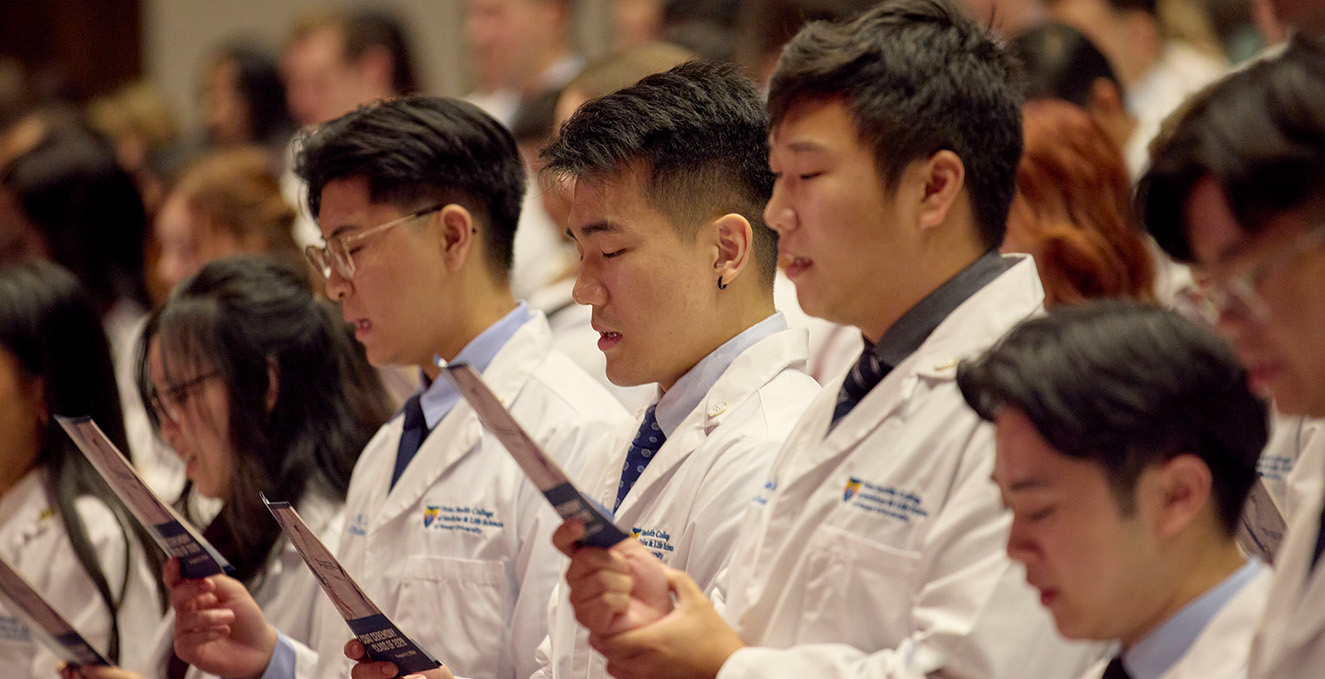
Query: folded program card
54 415 232 578
261 495 442 674
438 360 630 549
0 555 107 668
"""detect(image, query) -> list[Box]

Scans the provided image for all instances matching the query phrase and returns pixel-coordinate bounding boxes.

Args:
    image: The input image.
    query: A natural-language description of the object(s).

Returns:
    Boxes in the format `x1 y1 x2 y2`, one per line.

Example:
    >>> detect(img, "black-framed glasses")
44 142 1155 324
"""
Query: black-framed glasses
148 370 221 424
304 203 446 280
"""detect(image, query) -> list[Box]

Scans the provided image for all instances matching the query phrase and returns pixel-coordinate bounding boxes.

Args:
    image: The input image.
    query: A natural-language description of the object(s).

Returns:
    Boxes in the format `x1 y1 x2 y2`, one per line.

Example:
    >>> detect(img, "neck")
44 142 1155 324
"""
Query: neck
423 281 517 380
860 240 985 344
0 445 39 501
658 291 775 392
1121 538 1247 648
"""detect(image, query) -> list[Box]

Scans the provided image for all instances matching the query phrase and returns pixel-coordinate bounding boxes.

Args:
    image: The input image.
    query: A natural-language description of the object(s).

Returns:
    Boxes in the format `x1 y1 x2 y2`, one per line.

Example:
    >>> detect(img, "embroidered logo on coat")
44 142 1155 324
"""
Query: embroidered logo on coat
843 477 862 502
423 506 440 528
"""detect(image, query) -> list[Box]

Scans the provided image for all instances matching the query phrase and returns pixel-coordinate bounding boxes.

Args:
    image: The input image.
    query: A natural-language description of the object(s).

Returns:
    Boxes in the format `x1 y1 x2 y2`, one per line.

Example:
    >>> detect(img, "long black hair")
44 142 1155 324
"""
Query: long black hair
137 255 392 583
0 259 162 663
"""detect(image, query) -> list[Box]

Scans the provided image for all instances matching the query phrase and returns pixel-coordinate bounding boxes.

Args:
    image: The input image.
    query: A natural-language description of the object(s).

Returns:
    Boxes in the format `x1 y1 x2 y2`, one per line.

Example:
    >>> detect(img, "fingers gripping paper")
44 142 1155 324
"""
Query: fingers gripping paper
260 495 442 674
439 360 630 548
0 556 108 668
54 415 232 578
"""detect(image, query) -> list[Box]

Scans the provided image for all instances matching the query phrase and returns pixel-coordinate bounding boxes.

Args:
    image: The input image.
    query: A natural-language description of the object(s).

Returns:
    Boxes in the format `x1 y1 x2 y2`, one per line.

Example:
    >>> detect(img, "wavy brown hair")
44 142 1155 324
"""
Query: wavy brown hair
1005 100 1155 306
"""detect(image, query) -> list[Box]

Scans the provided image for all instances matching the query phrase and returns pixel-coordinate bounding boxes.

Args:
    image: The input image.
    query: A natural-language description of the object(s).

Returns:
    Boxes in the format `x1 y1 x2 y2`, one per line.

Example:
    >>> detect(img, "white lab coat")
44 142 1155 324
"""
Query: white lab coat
0 468 163 679
1078 567 1270 679
141 492 343 679
298 314 629 679
1249 467 1325 678
712 256 1103 679
532 327 822 679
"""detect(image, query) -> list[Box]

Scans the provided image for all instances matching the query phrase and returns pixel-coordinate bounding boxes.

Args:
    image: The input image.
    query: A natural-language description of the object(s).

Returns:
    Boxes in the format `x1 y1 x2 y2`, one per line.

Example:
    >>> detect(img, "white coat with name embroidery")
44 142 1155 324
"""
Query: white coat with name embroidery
712 256 1104 679
531 326 821 679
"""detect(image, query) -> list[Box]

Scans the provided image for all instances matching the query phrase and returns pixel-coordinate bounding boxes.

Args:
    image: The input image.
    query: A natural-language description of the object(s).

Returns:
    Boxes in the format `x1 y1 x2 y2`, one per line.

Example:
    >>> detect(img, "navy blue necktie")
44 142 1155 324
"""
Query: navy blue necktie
831 347 888 427
1101 656 1131 679
615 405 664 512
391 395 430 489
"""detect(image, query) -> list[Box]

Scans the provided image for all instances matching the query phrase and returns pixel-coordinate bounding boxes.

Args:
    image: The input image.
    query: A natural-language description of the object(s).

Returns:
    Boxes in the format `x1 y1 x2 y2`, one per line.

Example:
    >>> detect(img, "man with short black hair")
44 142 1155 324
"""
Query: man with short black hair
517 60 819 679
1137 36 1325 679
165 94 628 679
552 2 1099 678
958 301 1271 679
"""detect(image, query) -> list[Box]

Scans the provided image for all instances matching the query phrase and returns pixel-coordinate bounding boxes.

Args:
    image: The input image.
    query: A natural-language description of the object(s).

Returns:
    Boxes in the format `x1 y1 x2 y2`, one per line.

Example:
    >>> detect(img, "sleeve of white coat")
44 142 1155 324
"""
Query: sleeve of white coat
716 417 1098 679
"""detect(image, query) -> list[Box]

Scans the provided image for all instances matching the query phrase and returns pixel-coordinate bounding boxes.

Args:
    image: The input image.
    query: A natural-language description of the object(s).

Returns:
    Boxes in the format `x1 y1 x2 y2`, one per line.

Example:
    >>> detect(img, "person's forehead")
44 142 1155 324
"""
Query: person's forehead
568 168 671 234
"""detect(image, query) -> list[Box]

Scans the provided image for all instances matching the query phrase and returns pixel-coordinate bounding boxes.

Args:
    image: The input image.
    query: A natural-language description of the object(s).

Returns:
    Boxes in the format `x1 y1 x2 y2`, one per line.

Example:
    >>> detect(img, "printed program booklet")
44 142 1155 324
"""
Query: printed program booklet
261 495 442 674
438 360 630 548
54 415 232 579
0 555 108 668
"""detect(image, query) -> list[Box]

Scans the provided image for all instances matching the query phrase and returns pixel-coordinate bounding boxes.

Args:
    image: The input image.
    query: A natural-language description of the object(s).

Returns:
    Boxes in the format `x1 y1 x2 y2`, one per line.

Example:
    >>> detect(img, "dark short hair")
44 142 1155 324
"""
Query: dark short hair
294 95 526 274
767 0 1023 251
1138 36 1325 263
542 60 779 284
957 301 1267 535
1010 22 1121 108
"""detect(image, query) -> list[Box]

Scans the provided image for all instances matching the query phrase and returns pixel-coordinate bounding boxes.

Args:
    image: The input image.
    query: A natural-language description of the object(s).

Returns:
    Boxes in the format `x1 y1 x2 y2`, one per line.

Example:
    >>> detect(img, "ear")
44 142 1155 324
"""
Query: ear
710 213 754 289
1087 77 1125 117
916 150 966 232
1149 454 1214 539
265 356 280 413
436 204 477 271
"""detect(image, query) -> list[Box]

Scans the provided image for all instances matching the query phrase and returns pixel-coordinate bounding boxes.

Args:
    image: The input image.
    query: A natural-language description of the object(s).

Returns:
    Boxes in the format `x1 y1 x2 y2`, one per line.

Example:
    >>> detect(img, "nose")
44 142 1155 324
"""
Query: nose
1004 514 1037 566
764 181 796 236
324 264 352 301
572 260 605 307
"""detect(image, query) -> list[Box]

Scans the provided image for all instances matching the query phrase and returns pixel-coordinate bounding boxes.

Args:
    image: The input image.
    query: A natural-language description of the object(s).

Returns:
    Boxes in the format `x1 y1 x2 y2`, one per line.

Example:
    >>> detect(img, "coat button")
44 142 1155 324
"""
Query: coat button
707 401 727 417
933 358 958 371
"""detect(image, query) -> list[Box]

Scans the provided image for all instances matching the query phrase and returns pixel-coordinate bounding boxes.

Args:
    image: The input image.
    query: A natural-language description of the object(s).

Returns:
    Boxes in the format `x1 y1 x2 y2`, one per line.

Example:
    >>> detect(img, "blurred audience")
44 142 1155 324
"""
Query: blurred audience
87 81 186 216
200 42 295 158
1003 99 1156 306
154 146 303 296
282 8 418 130
466 0 581 127
1046 0 1227 176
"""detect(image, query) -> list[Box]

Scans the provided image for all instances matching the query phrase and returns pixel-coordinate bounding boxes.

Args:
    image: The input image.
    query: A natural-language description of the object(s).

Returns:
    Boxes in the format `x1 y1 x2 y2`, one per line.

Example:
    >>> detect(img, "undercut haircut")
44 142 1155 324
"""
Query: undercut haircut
957 301 1267 535
541 60 779 284
767 0 1023 250
294 95 526 274
1138 36 1325 263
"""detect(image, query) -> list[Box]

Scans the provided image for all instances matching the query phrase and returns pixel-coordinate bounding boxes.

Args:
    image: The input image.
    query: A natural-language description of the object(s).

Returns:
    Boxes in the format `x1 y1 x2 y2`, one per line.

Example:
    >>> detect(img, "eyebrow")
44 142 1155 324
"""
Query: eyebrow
785 140 829 154
328 223 360 239
565 220 622 241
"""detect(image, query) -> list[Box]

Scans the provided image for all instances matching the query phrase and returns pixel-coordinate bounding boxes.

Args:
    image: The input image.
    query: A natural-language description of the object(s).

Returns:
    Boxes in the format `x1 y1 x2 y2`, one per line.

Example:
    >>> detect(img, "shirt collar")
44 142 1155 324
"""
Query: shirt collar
1123 558 1265 679
872 250 1011 369
416 302 535 429
653 312 787 436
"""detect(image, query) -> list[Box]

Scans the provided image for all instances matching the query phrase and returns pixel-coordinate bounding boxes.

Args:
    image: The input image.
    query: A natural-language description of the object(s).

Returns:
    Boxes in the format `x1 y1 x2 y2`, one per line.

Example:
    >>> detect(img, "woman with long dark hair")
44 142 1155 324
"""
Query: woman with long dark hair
0 259 162 678
79 255 391 679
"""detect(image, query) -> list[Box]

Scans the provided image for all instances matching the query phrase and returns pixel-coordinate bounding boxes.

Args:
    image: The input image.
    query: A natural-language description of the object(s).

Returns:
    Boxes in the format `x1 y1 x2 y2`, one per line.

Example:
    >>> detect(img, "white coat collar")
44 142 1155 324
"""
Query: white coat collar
369 313 556 529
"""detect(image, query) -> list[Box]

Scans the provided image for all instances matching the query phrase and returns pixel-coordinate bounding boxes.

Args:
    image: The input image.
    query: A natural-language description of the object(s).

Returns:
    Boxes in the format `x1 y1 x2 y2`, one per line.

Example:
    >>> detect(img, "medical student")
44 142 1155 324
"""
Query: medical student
506 60 817 679
551 2 1100 678
0 260 162 679
65 256 392 679
1136 36 1325 679
958 301 1272 679
163 96 629 679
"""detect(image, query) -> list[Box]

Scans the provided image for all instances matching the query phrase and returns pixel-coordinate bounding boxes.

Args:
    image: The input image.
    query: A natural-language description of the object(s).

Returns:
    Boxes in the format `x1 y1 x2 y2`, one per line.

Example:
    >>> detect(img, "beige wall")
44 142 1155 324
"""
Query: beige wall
144 0 610 131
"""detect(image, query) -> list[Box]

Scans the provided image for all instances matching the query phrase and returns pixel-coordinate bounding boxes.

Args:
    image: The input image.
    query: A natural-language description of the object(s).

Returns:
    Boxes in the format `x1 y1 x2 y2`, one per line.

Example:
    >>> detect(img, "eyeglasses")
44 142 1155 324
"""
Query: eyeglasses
1185 222 1325 325
148 370 221 425
304 203 445 280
